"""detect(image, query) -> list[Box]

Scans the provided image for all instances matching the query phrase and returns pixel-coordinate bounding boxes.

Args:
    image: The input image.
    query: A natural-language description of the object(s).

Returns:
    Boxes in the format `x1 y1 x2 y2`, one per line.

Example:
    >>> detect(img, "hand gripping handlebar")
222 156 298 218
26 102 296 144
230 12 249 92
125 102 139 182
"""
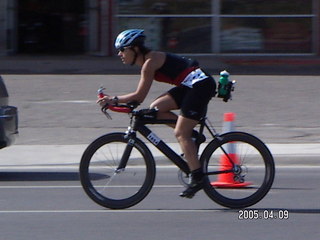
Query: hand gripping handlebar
97 86 140 118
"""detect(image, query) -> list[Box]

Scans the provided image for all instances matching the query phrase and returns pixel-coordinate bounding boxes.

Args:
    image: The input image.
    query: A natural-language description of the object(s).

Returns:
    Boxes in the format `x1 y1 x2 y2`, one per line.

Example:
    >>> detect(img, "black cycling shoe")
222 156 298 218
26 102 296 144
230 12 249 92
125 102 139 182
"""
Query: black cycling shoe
179 179 203 199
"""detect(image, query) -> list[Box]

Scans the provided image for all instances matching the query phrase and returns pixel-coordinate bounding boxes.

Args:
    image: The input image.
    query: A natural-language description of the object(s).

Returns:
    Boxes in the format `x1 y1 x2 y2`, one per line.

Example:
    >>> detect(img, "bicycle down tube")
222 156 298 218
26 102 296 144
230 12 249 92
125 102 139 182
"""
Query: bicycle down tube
137 124 191 174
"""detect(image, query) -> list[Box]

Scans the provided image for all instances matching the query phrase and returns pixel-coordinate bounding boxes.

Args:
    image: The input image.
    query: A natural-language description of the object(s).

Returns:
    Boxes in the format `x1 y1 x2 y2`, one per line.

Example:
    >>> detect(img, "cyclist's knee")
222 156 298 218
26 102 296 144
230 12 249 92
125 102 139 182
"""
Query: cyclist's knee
150 101 159 109
150 94 177 112
174 128 192 142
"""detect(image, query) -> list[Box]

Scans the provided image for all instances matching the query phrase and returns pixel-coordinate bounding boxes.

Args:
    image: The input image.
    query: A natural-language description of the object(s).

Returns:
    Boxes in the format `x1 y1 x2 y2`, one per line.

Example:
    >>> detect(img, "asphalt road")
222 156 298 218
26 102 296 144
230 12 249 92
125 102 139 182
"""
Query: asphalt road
0 167 319 240
0 74 319 239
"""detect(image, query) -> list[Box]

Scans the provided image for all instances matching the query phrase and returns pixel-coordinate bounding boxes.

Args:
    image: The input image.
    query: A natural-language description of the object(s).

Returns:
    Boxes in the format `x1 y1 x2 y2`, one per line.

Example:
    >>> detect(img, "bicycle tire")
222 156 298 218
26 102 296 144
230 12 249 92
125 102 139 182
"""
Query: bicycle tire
79 133 156 209
200 131 275 209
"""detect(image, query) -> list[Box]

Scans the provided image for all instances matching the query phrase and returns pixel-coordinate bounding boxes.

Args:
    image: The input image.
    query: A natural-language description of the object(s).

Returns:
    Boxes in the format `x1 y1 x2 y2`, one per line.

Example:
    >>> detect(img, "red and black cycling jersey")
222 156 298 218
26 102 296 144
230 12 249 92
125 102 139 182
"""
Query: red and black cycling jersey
154 53 200 86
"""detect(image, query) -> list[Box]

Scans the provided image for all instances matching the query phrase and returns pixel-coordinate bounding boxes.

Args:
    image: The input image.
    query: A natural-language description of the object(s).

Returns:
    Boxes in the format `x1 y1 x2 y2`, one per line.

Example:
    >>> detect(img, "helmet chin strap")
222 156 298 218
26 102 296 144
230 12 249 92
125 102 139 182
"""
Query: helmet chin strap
129 46 147 66
130 47 138 66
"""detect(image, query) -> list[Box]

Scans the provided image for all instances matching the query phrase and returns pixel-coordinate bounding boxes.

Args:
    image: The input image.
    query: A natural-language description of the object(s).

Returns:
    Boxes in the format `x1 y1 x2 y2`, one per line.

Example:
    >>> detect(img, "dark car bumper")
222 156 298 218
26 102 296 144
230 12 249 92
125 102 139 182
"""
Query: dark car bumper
0 106 18 148
0 76 19 149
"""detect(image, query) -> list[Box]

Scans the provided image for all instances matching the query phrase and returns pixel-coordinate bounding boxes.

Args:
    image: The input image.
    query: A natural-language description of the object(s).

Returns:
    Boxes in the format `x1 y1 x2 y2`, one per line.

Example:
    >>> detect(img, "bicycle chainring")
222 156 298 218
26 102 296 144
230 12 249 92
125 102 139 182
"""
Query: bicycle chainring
178 170 190 187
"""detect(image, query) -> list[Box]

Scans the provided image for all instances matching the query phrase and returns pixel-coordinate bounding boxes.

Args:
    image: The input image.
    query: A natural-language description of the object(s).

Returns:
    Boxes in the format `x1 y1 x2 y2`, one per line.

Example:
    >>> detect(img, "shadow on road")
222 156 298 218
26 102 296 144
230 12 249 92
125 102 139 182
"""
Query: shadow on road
0 172 80 181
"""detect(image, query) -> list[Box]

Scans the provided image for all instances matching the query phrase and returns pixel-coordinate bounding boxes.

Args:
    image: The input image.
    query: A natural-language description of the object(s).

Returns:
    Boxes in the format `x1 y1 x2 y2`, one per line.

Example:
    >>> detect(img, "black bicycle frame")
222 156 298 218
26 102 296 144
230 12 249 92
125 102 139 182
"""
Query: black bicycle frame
138 124 190 174
117 115 236 176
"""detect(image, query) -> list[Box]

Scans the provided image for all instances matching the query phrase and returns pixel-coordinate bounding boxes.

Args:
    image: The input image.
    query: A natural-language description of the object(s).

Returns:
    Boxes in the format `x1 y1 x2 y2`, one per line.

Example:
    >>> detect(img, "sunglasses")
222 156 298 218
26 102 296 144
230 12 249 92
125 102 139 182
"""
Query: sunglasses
118 46 131 52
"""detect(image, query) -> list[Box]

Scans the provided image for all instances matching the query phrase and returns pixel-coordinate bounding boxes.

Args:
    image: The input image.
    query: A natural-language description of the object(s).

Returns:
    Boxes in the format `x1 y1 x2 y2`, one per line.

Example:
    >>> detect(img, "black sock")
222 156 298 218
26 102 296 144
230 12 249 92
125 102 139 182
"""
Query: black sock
191 168 203 182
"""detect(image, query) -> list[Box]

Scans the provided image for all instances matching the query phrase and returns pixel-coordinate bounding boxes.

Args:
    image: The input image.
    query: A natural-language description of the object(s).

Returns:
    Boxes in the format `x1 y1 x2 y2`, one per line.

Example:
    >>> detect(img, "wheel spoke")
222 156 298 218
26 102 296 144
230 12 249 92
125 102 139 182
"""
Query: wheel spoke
80 133 155 209
201 132 275 208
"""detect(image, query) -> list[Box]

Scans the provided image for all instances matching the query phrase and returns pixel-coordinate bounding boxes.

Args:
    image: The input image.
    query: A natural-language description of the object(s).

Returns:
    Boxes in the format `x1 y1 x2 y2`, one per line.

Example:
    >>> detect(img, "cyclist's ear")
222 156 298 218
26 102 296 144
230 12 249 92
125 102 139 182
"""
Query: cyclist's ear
131 46 140 52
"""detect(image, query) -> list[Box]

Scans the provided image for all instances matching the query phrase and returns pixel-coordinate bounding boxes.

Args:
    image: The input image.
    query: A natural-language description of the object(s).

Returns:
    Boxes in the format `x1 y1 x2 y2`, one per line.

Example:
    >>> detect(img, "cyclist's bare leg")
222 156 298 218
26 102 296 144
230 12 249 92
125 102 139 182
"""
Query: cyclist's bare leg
150 93 178 127
151 94 203 197
175 116 203 198
174 116 200 171
151 93 200 170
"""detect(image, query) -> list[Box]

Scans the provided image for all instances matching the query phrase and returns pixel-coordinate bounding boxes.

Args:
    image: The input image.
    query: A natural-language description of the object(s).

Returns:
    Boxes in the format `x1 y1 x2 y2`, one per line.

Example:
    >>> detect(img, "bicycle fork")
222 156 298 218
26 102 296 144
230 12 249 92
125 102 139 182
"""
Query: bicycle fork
115 130 136 171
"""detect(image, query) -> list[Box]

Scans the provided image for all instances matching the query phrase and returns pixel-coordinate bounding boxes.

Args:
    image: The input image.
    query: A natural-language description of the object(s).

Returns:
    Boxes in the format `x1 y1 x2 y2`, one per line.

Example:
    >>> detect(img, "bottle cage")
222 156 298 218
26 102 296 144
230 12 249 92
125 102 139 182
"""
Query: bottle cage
217 80 236 102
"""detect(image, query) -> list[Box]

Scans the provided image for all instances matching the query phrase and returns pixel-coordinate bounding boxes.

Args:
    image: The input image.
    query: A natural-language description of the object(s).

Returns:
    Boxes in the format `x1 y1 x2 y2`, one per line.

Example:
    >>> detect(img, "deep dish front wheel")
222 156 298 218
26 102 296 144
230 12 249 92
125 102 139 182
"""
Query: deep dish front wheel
201 132 275 209
79 133 156 209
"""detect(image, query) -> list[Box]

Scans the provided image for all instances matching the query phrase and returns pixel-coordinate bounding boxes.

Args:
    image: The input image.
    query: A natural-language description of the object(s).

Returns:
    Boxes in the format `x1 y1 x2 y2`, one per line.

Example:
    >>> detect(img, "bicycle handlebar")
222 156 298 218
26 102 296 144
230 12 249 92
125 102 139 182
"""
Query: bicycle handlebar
98 86 141 118
108 104 133 113
101 101 140 119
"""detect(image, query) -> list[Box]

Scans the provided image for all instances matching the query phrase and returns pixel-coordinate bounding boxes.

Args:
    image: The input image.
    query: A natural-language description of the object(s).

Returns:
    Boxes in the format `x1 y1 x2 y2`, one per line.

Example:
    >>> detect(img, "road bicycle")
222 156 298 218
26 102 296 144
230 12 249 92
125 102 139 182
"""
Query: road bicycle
79 92 275 209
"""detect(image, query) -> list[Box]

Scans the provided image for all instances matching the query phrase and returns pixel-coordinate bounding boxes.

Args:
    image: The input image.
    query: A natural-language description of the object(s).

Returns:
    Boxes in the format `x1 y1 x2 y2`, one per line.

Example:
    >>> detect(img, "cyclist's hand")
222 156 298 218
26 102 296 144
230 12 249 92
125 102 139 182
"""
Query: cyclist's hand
97 95 111 107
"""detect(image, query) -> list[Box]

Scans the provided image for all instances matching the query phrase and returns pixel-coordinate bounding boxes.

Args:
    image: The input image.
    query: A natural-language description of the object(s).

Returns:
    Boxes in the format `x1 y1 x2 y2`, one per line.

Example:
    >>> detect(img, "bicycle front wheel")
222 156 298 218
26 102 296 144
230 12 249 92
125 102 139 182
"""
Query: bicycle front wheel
79 133 156 209
201 132 275 209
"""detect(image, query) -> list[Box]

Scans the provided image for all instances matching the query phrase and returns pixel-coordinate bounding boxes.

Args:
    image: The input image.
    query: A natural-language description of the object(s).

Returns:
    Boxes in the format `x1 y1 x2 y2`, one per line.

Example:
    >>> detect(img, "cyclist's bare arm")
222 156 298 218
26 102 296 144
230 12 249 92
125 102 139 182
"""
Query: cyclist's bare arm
98 51 165 104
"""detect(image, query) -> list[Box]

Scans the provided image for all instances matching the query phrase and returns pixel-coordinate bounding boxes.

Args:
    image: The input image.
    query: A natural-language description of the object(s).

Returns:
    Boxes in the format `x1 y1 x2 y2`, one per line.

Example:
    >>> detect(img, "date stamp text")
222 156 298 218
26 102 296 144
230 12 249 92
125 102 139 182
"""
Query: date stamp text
238 209 289 220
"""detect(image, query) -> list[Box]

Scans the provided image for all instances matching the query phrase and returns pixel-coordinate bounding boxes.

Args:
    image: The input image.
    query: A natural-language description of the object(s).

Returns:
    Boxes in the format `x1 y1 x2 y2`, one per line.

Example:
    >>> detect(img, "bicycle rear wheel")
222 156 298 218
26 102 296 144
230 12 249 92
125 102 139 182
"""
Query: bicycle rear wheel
79 133 156 209
201 132 275 209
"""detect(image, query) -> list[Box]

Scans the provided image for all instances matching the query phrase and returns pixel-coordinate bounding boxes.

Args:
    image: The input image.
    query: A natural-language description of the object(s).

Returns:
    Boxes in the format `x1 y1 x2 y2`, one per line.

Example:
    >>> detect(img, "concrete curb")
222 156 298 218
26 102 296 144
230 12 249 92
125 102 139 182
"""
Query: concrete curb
0 143 319 167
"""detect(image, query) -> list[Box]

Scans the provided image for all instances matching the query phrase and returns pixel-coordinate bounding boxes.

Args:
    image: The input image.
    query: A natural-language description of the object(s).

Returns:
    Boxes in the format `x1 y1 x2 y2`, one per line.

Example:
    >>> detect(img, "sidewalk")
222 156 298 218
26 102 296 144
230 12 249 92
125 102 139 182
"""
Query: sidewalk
0 143 319 167
1 55 320 75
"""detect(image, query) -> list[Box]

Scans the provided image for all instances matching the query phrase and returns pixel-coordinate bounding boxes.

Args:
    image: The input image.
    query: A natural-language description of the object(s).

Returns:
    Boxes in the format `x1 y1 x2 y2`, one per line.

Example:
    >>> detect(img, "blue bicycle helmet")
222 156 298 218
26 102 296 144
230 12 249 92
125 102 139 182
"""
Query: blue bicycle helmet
115 29 145 50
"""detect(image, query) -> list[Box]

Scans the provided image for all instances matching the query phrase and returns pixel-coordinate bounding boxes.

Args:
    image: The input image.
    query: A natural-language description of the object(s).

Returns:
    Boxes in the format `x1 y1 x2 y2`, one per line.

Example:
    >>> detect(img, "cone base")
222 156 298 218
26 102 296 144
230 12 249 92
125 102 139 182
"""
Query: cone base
211 181 252 188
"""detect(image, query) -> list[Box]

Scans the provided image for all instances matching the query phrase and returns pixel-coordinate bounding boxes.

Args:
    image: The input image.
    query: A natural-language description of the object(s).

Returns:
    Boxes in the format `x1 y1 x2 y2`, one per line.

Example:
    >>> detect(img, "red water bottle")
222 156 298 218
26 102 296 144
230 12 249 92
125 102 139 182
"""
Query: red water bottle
97 86 105 98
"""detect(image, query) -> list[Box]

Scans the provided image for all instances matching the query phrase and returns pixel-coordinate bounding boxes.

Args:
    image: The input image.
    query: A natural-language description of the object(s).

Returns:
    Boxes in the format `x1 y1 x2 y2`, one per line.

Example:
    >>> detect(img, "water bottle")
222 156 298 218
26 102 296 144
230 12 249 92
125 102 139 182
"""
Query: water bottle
97 86 105 98
218 70 230 98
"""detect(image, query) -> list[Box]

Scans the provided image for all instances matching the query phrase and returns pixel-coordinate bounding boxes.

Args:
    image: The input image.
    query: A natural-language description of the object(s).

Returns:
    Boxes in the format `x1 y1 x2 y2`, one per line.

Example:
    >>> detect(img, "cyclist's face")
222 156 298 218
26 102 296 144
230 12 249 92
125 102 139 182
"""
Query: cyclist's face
117 47 134 64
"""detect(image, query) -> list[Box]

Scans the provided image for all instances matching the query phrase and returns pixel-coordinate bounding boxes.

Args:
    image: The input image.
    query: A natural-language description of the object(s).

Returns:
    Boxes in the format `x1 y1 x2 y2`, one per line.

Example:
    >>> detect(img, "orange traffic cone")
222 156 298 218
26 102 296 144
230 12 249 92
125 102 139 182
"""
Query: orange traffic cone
211 112 251 188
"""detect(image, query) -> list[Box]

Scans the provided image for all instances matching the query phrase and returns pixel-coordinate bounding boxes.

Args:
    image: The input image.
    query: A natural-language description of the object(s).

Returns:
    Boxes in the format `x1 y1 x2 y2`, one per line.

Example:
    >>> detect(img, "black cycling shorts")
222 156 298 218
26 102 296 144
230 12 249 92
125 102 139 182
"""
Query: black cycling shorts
168 76 216 121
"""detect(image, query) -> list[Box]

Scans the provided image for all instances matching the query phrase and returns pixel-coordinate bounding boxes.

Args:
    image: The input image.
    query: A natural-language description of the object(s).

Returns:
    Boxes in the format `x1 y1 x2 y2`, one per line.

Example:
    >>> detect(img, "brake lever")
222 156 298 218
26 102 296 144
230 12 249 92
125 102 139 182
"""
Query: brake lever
98 86 112 119
101 103 112 119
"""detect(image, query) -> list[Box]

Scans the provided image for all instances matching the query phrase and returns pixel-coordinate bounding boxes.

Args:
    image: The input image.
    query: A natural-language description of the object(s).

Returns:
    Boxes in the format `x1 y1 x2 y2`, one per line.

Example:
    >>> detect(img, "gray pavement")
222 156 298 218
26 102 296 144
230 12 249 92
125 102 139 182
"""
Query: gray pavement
1 54 320 167
0 167 319 240
4 74 320 144
0 63 319 240
0 73 320 167
0 143 319 167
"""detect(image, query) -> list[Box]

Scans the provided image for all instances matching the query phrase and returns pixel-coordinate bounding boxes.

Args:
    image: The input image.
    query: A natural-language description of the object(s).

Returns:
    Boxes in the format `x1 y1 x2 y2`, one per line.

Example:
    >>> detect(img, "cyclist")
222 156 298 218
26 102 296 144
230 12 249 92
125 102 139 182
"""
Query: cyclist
97 29 216 198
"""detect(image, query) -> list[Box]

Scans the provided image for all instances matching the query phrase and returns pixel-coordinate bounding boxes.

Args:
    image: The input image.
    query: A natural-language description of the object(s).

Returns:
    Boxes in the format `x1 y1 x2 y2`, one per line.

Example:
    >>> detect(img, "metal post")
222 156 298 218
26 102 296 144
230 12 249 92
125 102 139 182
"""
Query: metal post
88 0 112 56
313 0 320 55
212 0 220 53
